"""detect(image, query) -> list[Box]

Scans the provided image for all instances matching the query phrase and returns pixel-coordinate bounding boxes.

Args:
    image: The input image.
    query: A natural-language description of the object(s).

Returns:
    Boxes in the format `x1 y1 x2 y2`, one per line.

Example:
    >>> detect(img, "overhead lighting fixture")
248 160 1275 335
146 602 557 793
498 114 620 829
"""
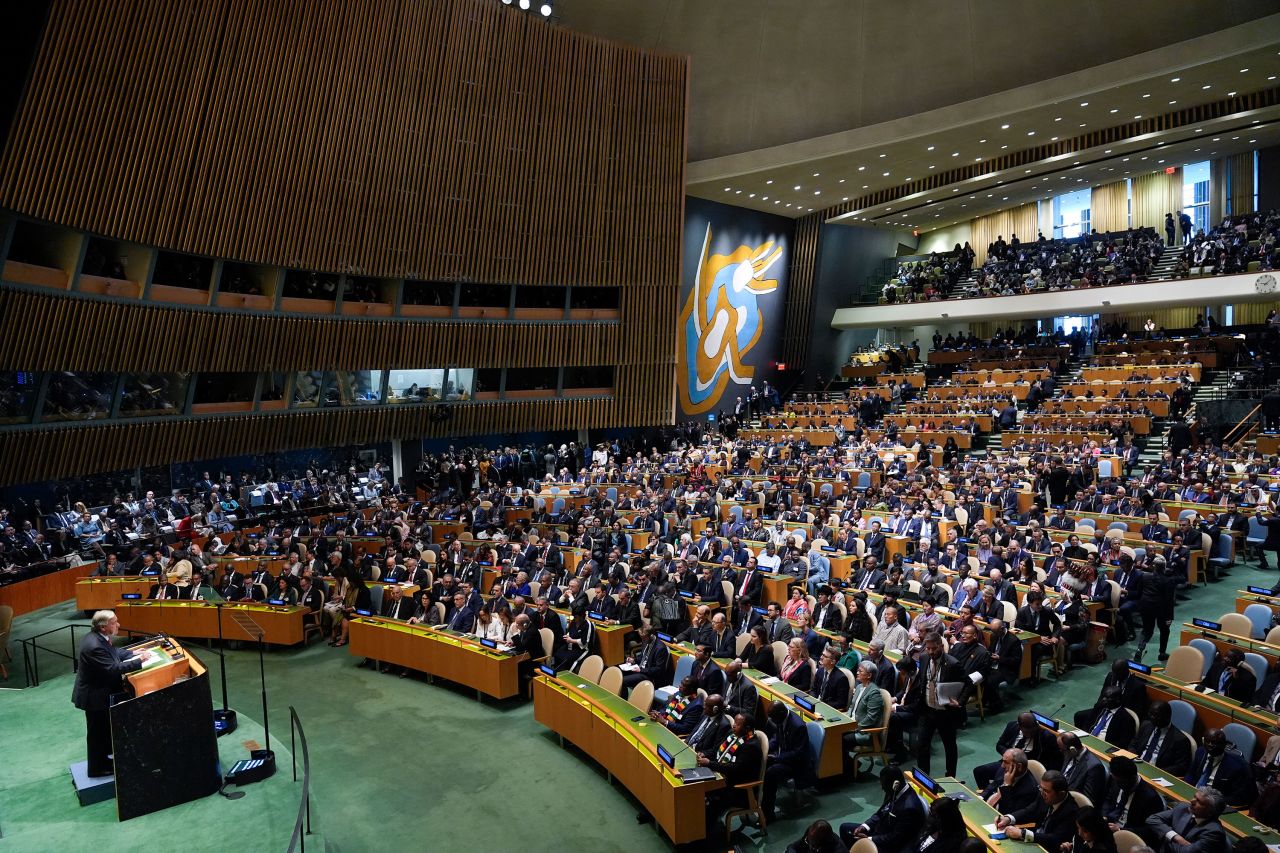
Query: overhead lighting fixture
766 179 773 184
1026 131 1035 136
540 2 551 14
1203 84 1211 89
518 0 529 8
1241 68 1250 73
1000 124 1010 129
927 145 936 151
793 185 801 190
1170 77 1180 82
1141 93 1150 98
812 173 820 177
1079 101 1088 107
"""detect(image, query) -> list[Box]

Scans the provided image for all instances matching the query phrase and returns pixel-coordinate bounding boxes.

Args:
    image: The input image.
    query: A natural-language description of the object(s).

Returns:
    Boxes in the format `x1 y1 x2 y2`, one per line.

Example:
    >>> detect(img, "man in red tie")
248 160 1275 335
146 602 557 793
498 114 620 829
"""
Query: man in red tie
737 558 762 604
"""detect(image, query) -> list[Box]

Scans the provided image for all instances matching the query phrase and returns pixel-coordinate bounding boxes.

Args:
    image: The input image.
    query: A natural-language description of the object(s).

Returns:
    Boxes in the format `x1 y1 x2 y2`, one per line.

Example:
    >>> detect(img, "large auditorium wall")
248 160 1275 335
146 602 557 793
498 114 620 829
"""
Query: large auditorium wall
808 222 917 384
678 197 792 419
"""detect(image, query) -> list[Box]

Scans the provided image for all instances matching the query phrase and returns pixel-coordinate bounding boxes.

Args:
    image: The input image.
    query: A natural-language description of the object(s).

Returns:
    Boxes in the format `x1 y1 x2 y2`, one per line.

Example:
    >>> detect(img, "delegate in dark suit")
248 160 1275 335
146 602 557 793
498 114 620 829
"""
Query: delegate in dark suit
974 716 1063 790
810 663 851 711
1129 714 1193 778
1146 801 1228 853
980 765 1040 816
1182 743 1256 809
621 632 671 692
1101 769 1164 844
761 706 815 820
840 780 926 851
72 617 144 776
1002 780 1079 851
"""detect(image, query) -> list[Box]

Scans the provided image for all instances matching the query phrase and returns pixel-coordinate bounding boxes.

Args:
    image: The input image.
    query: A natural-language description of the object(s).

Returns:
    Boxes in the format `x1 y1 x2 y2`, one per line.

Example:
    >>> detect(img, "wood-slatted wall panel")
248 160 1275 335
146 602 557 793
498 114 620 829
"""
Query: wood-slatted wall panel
0 398 623 487
0 287 628 372
0 0 687 290
781 213 822 366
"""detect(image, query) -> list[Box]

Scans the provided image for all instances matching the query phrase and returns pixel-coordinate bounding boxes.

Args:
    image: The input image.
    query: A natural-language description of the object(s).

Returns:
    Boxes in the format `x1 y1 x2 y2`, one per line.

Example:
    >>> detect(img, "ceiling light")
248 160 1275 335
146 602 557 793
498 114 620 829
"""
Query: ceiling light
540 2 551 15
883 172 890 176
839 178 845 183
1050 136 1058 141
929 165 936 169
1241 68 1249 73
927 145 936 151
974 157 981 161
812 173 820 178
857 166 865 171
979 139 987 143
518 0 529 8
1271 76 1277 81
1170 77 1180 82
814 191 821 195
1001 145 1008 149
748 193 755 198
1133 115 1142 119
735 190 741 194
723 187 730 192
1228 91 1237 97
1079 102 1088 107
879 153 887 158
951 152 959 157
762 196 769 200
1110 108 1119 113
793 185 801 190
1203 85 1211 89
1000 124 1010 129
1141 93 1151 98
766 179 773 185
1169 100 1177 105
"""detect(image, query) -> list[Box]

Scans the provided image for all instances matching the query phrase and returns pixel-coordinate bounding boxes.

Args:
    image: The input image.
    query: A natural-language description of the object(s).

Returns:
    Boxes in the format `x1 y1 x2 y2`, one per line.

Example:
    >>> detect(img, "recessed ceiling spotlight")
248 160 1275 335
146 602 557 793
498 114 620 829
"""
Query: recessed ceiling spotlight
748 193 755 198
1133 115 1142 119
723 187 731 192
1228 91 1237 97
1027 131 1035 136
812 172 820 177
883 172 890 176
1000 124 1010 129
1141 93 1151 98
766 179 773 185
929 165 936 169
857 166 865 171
951 152 959 157
793 185 801 190
813 191 821 195
762 195 769 200
979 139 987 143
1079 101 1089 107
974 157 981 161
839 178 845 183
927 145 936 151
1202 85 1211 89
1110 108 1119 113
1170 77 1180 82
879 153 887 158
1240 68 1249 73
1169 100 1177 105
735 190 742 194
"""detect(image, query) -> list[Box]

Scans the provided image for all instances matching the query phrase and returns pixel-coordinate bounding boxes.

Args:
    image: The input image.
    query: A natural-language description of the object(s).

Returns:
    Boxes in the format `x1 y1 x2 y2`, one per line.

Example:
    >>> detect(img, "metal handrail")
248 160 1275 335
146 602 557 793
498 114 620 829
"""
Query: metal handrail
286 706 313 853
1223 403 1263 445
16 622 92 688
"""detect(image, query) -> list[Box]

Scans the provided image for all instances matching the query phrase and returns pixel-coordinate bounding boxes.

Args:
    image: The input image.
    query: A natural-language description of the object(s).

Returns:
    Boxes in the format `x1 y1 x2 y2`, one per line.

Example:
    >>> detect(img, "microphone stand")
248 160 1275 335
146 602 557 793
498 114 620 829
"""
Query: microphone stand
212 601 238 735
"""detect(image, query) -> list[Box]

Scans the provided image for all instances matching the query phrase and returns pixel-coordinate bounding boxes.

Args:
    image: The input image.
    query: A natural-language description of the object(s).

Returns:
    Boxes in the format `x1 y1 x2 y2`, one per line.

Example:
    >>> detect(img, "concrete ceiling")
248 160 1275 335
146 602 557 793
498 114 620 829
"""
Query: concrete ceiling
556 0 1280 163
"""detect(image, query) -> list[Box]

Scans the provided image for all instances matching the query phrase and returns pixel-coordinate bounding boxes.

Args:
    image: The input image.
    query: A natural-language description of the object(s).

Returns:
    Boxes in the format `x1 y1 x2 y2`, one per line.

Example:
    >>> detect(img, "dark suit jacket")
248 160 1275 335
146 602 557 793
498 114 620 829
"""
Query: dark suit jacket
1063 750 1107 807
993 719 1062 770
1009 793 1079 851
688 712 731 755
982 768 1038 816
767 711 814 778
1254 671 1280 712
586 595 616 619
1182 748 1256 807
72 630 142 711
381 595 415 621
708 732 763 787
512 626 544 660
1129 722 1192 777
1146 804 1227 853
722 673 759 716
734 568 765 604
148 582 179 600
690 659 726 695
633 637 670 686
1201 660 1258 703
862 787 926 851
988 630 1023 677
810 665 851 710
614 600 642 630
664 696 704 736
1083 705 1137 747
1102 778 1164 841
811 603 841 632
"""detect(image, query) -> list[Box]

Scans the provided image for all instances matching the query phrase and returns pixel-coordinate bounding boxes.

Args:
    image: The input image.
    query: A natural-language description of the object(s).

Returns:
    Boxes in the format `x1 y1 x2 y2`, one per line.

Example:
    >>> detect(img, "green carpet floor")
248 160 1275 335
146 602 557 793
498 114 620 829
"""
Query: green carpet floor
2 553 1271 852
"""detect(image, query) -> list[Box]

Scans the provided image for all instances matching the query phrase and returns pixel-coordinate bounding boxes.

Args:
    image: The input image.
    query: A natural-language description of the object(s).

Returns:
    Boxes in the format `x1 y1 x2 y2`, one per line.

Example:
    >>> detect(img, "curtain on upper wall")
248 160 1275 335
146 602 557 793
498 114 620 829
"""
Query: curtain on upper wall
1229 153 1256 216
970 202 1039 265
1232 302 1279 325
1091 181 1129 233
1101 306 1200 332
1130 168 1182 231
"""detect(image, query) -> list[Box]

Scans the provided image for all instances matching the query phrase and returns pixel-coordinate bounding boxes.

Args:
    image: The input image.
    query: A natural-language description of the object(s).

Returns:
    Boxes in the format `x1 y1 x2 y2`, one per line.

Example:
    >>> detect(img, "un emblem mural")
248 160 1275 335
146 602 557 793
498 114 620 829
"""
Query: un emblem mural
678 224 783 415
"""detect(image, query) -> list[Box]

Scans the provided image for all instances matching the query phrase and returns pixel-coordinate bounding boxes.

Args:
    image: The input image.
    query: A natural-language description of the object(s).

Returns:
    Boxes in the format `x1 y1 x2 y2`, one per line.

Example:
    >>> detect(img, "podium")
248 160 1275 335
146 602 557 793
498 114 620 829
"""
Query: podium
110 636 220 820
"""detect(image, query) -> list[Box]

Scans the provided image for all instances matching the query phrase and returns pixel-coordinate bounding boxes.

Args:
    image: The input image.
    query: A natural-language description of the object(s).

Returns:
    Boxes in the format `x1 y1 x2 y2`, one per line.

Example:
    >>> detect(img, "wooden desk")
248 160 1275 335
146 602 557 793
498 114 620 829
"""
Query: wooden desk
1237 589 1280 616
1178 623 1280 667
1081 365 1200 382
551 607 630 666
532 672 722 845
347 616 523 699
1 562 98 616
1140 670 1273 758
116 599 306 645
906 775 1039 852
74 576 153 612
1045 716 1280 844
663 642 855 778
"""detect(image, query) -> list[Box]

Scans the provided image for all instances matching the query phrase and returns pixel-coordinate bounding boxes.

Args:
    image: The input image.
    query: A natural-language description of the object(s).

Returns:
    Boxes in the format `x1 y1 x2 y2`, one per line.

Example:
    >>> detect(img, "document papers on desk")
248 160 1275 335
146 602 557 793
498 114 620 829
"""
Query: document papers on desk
1151 777 1174 787
759 676 779 685
618 663 639 672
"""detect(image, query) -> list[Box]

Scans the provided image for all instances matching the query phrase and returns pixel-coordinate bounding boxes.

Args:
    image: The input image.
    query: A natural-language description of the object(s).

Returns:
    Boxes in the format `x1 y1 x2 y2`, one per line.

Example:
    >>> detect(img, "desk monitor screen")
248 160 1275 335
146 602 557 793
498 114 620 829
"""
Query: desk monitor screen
538 664 557 678
354 608 373 617
753 606 768 615
141 569 160 576
122 592 142 600
821 546 837 552
656 632 674 643
656 744 675 768
678 590 695 599
1127 660 1152 675
794 694 817 714
479 638 498 649
1192 618 1222 631
1248 586 1274 596
267 598 286 606
912 768 942 795
1032 712 1059 731
364 530 377 536
587 613 608 622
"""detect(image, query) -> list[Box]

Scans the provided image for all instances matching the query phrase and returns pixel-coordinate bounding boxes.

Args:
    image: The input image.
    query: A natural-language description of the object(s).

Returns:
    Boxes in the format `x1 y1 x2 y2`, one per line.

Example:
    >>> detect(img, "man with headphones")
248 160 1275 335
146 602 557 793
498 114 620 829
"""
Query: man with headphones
838 764 925 850
1057 731 1107 807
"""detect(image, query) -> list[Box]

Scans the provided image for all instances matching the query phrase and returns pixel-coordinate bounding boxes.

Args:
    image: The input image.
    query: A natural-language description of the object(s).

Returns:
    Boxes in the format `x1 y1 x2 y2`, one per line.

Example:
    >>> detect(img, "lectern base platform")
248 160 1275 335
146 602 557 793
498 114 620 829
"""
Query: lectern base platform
69 761 116 806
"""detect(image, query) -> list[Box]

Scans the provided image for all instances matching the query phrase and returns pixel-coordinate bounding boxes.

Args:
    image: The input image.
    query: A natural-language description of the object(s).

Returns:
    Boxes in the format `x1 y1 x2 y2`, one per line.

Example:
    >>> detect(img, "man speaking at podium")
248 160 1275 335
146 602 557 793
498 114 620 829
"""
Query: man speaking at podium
72 610 145 777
